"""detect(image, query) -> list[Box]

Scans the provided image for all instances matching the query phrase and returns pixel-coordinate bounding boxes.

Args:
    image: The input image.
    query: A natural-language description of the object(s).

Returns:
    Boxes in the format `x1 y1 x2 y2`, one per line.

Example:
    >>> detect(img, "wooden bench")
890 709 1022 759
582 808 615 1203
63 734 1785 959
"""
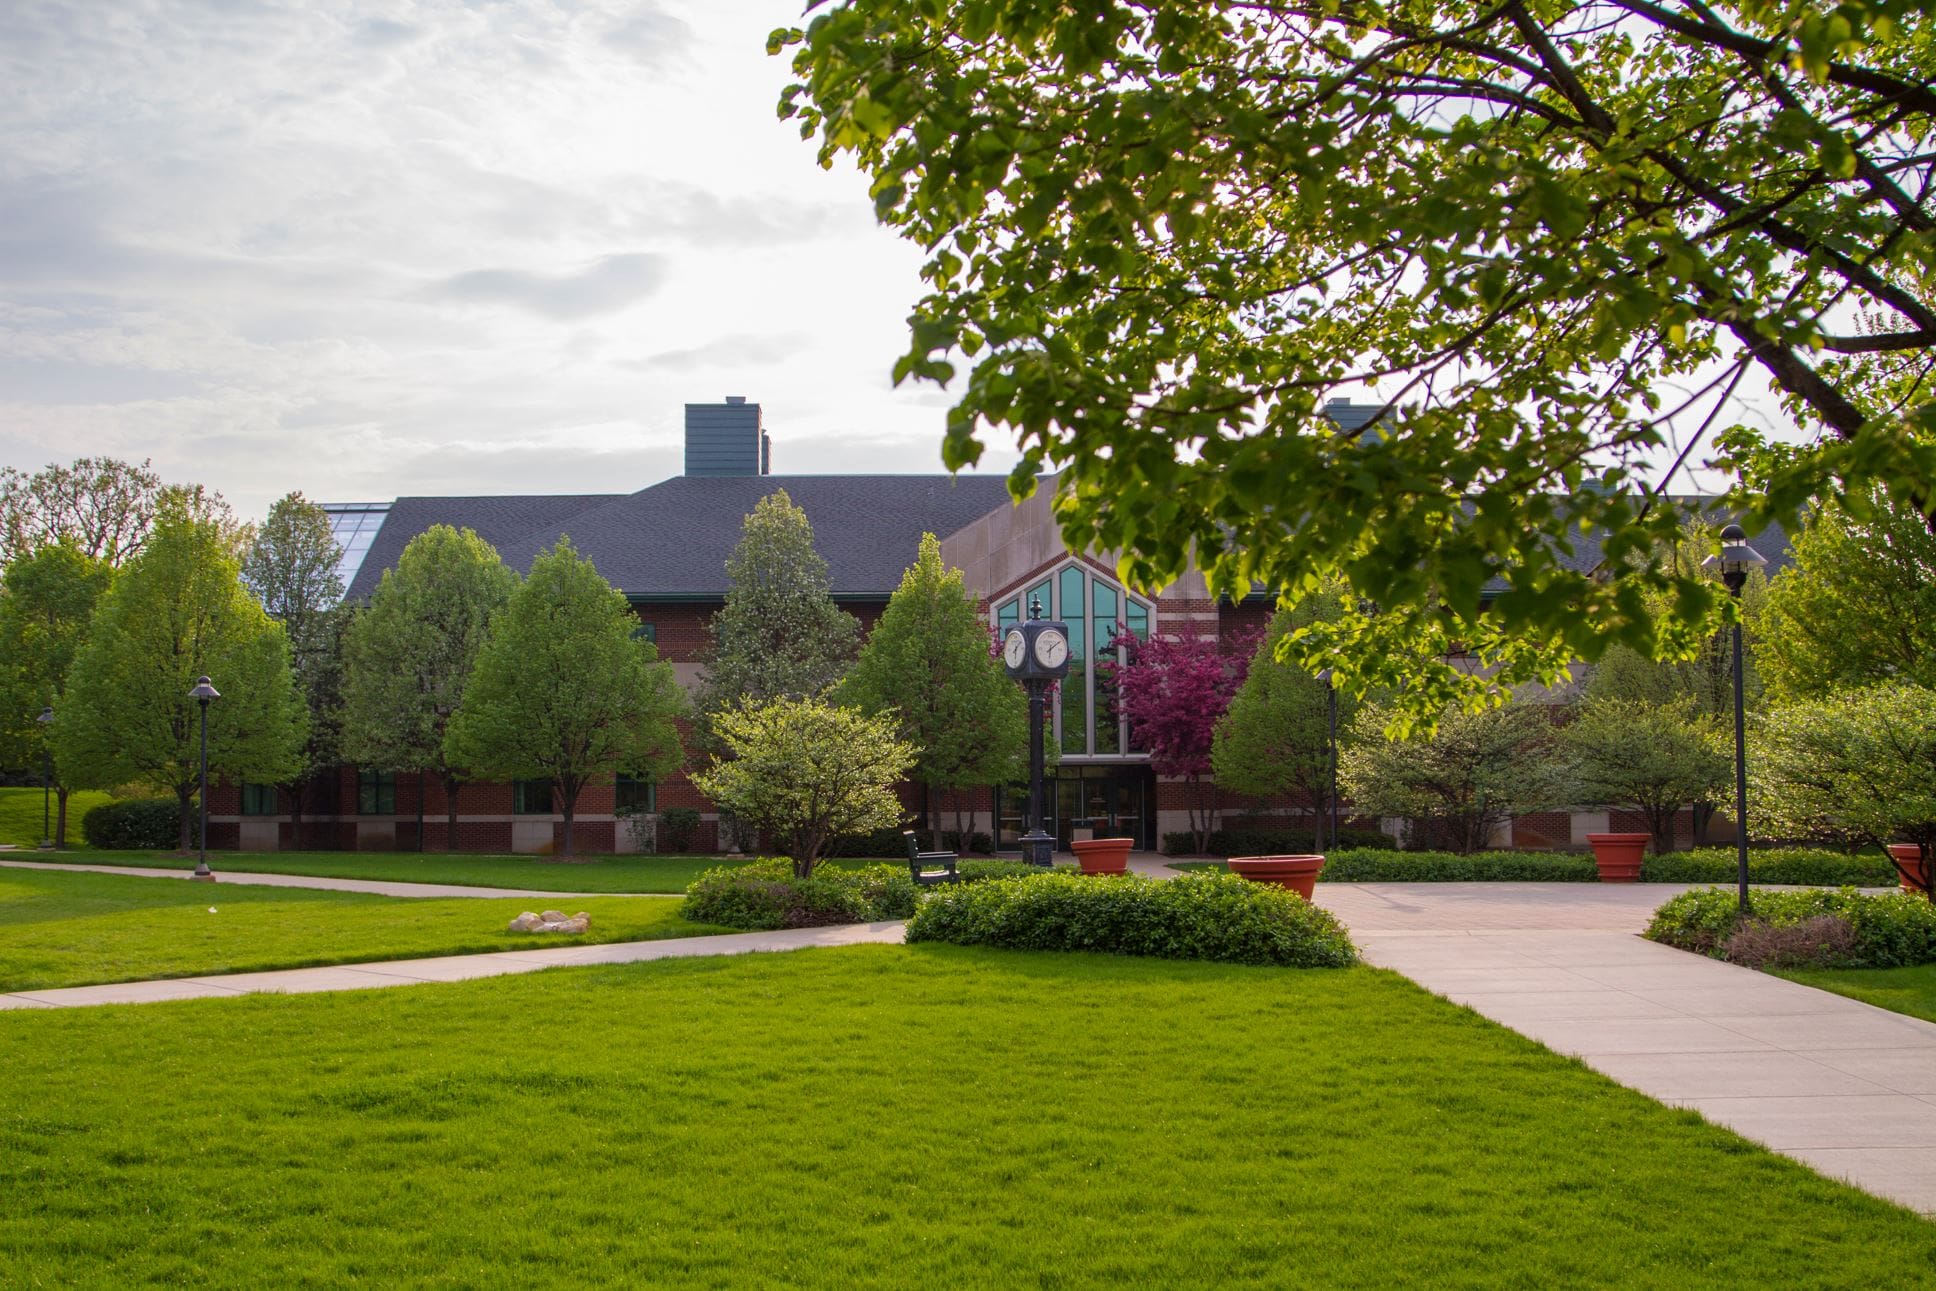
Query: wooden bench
904 830 961 886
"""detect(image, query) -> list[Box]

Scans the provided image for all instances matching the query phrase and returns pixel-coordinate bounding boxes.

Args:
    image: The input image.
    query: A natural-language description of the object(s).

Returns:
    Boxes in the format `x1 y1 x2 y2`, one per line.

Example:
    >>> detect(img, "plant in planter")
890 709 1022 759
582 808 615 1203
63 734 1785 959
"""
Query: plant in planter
1070 837 1134 875
1226 854 1325 899
1751 684 1936 901
1582 832 1650 883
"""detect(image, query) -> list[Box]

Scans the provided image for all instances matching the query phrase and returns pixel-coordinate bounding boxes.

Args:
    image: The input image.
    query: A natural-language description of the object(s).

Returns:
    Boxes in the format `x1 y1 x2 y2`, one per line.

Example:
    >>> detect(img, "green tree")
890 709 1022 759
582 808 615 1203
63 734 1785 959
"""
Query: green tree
1758 489 1936 704
1341 698 1566 854
0 456 163 568
1560 698 1730 854
444 540 685 858
55 501 305 849
692 696 916 878
1751 686 1936 895
698 490 859 734
0 544 114 845
243 492 348 835
1212 594 1352 851
775 2 1936 721
839 533 1025 840
341 525 517 851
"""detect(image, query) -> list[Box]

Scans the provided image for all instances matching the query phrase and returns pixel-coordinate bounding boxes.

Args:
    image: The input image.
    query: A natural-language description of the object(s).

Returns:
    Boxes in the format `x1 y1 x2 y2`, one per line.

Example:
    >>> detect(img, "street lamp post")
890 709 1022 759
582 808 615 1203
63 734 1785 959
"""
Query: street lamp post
1703 524 1768 914
1000 596 1072 868
189 676 220 882
1316 670 1339 852
36 707 54 850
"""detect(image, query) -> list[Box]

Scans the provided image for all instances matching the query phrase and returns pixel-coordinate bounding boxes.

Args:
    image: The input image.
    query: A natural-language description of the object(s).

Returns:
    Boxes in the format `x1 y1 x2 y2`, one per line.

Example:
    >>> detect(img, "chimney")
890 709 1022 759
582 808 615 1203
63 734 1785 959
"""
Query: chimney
684 398 770 477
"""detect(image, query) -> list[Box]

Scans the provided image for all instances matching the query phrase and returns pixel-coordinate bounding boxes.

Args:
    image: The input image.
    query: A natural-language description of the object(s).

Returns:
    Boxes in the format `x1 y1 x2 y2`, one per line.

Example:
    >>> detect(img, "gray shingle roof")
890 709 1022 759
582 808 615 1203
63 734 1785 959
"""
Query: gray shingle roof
345 474 1019 602
344 493 621 601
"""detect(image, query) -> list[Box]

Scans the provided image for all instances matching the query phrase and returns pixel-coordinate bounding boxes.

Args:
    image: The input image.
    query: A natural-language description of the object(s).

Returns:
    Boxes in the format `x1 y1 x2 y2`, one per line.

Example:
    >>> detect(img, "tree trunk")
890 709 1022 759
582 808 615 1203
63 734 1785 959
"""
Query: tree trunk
176 785 194 853
289 780 305 851
559 778 576 858
55 786 69 849
443 773 462 854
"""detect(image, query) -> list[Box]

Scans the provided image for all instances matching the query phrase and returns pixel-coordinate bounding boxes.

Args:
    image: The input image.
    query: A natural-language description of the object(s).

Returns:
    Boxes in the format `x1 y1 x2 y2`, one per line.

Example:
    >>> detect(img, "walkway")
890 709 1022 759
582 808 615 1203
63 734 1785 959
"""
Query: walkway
1316 881 1936 1219
0 857 651 900
0 921 906 1010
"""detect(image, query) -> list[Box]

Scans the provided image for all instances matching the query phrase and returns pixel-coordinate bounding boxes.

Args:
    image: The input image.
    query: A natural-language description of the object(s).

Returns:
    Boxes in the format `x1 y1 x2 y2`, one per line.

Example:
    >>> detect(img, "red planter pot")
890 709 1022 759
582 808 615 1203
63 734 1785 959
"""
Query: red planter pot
1227 854 1325 900
1585 833 1650 884
1071 837 1133 875
1887 843 1933 898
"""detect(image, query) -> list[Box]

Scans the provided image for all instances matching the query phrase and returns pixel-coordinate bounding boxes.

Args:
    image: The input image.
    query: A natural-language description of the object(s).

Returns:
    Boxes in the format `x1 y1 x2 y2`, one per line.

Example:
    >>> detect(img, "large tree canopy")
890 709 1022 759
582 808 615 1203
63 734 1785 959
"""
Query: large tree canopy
777 0 1936 716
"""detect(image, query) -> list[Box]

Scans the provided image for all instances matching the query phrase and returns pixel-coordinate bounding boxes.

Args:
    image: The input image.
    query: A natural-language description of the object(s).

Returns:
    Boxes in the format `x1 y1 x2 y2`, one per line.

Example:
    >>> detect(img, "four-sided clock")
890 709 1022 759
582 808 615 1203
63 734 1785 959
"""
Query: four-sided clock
1002 618 1072 681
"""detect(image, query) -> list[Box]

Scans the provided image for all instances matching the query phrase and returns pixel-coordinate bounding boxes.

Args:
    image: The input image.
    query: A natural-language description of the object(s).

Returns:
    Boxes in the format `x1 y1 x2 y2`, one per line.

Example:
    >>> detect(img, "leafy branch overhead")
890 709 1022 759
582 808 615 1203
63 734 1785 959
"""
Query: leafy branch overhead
776 0 1936 717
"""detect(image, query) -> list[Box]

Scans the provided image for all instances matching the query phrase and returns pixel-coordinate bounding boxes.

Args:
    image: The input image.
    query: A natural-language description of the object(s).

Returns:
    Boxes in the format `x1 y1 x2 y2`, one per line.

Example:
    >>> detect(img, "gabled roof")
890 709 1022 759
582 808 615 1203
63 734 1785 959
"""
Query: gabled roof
344 493 621 601
344 474 1019 603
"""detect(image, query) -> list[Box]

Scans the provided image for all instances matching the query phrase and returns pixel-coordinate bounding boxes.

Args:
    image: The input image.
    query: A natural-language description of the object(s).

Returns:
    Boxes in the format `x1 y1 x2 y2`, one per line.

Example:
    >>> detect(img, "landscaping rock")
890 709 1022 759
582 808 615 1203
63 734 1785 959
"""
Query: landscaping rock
508 911 591 934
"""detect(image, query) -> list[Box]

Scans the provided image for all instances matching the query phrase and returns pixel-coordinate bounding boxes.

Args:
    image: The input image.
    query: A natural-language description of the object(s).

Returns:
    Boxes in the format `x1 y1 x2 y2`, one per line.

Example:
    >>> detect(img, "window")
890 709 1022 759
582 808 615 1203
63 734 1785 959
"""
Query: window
631 621 656 644
240 783 279 816
513 779 554 815
357 770 395 816
615 774 655 814
993 565 1152 758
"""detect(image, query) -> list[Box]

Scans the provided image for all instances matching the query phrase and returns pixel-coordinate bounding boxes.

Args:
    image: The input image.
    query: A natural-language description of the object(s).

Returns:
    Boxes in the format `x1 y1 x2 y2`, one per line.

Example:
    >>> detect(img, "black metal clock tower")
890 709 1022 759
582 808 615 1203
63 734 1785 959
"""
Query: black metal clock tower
999 595 1071 868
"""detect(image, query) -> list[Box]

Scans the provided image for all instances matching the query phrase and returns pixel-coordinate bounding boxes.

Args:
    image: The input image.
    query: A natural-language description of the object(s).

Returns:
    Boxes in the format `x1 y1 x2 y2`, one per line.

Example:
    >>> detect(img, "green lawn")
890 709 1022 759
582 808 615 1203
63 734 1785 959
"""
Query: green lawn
31 848 744 892
3 948 1932 1287
0 785 113 849
0 867 726 992
1775 963 1936 1025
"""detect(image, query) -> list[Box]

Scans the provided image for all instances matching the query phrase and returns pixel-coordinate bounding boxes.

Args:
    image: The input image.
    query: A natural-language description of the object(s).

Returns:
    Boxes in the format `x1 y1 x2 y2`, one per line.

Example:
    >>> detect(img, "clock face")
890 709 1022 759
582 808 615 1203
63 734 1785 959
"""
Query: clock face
1034 628 1069 669
1003 628 1027 670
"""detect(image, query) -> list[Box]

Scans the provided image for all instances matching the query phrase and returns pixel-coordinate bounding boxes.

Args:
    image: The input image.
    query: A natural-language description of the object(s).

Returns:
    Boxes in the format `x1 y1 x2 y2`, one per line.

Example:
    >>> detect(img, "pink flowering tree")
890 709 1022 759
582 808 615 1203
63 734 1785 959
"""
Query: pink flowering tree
1112 630 1251 855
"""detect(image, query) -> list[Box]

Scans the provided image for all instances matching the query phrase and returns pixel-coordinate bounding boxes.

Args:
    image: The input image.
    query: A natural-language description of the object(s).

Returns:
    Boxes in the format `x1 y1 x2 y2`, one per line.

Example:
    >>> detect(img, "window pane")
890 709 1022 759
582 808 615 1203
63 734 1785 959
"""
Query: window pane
1059 567 1087 754
357 770 394 816
615 774 654 814
996 598 1019 630
513 780 553 815
1027 579 1051 620
1126 599 1150 641
631 622 656 643
241 783 278 816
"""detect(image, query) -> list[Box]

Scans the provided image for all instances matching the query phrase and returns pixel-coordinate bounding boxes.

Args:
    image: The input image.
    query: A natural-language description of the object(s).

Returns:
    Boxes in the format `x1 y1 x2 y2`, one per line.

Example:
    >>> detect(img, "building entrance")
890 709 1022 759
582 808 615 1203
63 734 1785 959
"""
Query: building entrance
995 764 1156 854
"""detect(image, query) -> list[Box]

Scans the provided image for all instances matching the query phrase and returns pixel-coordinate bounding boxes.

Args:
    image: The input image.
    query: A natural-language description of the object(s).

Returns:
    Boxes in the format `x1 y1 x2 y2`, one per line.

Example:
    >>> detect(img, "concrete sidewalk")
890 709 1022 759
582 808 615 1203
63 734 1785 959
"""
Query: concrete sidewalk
0 920 906 1010
1316 882 1936 1219
0 857 660 900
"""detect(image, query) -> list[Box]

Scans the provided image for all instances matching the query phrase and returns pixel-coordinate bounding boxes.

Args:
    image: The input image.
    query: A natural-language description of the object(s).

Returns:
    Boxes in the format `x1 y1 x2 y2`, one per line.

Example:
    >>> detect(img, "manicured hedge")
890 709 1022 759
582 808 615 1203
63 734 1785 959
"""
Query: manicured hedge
906 871 1358 967
1644 847 1895 887
682 861 917 930
1164 827 1396 857
1647 886 1936 969
822 826 914 858
1182 846 1894 885
80 797 179 850
956 859 1044 883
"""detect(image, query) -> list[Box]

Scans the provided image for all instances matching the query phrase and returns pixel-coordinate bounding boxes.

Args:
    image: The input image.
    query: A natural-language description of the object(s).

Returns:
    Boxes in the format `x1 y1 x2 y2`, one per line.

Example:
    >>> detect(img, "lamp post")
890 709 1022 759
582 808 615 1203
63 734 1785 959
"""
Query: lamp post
189 676 220 882
1000 595 1072 867
36 706 54 850
1702 523 1767 914
1316 670 1339 852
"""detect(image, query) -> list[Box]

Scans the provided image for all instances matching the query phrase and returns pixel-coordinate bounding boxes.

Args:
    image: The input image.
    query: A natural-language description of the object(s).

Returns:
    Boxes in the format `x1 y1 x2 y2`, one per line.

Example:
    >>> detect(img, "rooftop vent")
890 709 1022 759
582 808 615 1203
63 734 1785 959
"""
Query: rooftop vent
685 398 770 477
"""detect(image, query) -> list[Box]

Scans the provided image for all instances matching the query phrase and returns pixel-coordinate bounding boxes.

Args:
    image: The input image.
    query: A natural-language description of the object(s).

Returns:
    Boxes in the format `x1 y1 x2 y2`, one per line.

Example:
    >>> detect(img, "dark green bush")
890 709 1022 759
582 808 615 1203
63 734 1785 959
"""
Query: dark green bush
1644 848 1895 887
1647 886 1936 968
81 797 180 850
906 871 1358 967
956 859 1043 883
822 825 913 858
1320 849 1599 882
657 807 700 853
682 861 918 930
940 830 995 855
1164 827 1396 857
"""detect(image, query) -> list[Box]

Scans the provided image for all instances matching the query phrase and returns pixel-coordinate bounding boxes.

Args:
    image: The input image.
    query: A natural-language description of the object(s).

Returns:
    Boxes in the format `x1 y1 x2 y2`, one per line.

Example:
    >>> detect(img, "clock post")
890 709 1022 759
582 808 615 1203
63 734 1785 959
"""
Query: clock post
1000 594 1071 868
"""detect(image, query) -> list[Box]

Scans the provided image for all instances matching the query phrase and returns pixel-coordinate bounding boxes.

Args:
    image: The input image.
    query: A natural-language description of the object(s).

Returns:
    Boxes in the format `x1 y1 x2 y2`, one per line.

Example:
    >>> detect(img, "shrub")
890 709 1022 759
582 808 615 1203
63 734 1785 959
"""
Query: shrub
682 861 918 931
81 797 180 850
1320 849 1598 882
1645 847 1895 887
1721 915 1864 969
1647 886 1936 968
906 871 1358 967
956 859 1041 883
940 829 995 855
657 807 700 853
1165 827 1396 857
822 825 914 858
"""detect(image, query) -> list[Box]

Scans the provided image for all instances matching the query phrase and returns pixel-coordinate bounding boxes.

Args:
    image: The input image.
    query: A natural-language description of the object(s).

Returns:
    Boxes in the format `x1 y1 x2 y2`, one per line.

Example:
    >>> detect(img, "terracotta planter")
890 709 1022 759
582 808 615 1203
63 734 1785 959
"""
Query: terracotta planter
1071 837 1134 875
1887 843 1933 898
1227 854 1325 900
1585 832 1650 883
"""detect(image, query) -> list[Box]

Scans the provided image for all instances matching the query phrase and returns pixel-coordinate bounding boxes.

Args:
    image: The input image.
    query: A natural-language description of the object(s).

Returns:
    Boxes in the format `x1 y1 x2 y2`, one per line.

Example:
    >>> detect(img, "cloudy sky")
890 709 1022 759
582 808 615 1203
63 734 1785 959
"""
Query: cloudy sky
1 0 1788 522
0 0 1001 518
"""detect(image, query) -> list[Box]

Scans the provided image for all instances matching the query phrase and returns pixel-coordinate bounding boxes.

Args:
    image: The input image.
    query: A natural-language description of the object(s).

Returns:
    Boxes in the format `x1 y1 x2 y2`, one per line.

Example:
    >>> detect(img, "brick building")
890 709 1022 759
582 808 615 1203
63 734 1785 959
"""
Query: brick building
207 396 1783 855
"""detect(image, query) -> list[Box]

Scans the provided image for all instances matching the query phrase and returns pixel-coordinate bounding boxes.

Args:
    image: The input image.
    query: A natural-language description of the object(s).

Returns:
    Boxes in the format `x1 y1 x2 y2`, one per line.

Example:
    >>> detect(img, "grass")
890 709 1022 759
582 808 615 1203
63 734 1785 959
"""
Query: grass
0 785 113 849
1774 963 1936 1025
0 867 727 992
3 948 1934 1287
37 849 910 893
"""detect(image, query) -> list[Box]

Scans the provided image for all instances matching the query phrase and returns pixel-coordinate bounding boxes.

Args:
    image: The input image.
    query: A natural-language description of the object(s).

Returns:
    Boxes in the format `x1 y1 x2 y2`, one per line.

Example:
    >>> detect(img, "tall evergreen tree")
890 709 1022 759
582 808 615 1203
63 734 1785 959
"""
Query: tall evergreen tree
243 492 348 836
698 489 859 730
0 543 114 846
839 533 1026 840
56 500 305 849
341 525 516 850
444 540 684 857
